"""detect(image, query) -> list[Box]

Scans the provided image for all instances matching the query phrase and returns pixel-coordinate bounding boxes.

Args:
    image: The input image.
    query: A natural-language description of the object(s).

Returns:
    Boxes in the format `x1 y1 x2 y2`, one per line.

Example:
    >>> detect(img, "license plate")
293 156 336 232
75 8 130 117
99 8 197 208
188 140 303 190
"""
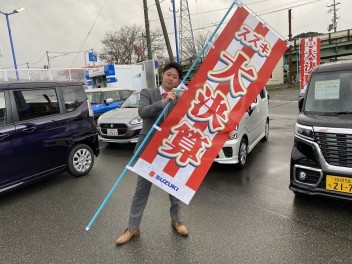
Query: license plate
326 175 352 193
107 128 118 136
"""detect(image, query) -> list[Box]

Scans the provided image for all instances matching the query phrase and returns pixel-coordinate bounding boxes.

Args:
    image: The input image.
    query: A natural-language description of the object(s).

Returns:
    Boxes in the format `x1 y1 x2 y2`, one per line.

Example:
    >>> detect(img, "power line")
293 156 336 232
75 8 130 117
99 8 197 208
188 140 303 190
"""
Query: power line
166 0 325 35
257 0 324 16
5 50 89 69
48 50 86 60
70 0 108 67
150 0 324 23
149 0 271 22
48 50 86 54
2 52 47 69
28 52 47 66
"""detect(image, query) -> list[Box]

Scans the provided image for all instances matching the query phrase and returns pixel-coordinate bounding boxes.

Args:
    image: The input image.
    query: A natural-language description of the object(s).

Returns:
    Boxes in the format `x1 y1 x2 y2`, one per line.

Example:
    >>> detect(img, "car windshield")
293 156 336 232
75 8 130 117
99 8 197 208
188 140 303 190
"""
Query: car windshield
304 70 352 115
86 92 102 104
121 93 140 108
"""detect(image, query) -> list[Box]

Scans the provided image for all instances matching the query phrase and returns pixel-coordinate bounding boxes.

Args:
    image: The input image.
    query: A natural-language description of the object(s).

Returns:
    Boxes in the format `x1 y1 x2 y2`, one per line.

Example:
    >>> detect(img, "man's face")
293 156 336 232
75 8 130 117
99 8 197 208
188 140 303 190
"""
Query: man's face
162 68 180 91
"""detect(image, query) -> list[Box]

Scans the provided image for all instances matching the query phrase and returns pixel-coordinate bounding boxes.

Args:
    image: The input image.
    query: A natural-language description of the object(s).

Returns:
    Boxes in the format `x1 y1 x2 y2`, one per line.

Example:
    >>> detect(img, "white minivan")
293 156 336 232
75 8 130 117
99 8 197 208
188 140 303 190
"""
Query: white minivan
214 87 269 168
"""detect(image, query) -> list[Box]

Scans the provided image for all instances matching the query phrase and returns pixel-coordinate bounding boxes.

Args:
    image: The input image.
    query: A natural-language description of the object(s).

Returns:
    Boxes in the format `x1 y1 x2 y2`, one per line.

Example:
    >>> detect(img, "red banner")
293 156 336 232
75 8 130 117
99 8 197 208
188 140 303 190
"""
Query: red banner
300 37 321 93
132 5 288 204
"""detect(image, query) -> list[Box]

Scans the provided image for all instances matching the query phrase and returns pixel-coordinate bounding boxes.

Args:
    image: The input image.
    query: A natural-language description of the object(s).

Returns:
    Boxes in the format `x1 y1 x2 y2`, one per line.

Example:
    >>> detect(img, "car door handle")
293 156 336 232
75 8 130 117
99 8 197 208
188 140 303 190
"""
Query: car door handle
0 133 9 141
22 127 36 133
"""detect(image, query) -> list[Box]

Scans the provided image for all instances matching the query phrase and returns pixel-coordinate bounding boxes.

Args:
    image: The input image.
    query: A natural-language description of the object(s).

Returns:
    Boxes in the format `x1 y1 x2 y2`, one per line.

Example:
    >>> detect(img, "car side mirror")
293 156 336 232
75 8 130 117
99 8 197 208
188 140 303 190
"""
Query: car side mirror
250 102 257 111
105 98 113 105
298 97 304 112
248 102 257 115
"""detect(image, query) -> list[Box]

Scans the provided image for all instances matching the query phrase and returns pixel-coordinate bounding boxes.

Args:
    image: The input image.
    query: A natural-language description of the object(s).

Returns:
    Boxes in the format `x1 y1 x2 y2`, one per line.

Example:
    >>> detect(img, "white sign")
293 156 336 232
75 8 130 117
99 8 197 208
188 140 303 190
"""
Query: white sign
88 66 105 77
315 80 340 100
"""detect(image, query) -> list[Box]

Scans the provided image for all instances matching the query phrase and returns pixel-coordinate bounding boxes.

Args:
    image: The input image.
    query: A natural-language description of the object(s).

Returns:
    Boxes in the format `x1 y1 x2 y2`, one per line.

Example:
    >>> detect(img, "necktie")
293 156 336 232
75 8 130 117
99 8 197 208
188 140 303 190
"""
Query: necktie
162 92 169 121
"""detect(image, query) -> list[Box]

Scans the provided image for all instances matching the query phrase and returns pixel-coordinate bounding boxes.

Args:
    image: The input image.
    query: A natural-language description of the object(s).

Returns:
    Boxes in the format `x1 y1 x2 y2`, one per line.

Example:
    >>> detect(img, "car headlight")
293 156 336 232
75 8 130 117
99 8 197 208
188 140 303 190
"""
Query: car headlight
97 115 102 124
295 123 314 140
227 125 239 140
129 116 143 125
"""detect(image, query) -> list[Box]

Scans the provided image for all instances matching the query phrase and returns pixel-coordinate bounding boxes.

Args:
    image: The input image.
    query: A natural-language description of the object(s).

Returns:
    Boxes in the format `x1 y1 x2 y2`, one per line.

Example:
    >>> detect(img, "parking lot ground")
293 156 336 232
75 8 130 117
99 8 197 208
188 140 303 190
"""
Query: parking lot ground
2 86 352 264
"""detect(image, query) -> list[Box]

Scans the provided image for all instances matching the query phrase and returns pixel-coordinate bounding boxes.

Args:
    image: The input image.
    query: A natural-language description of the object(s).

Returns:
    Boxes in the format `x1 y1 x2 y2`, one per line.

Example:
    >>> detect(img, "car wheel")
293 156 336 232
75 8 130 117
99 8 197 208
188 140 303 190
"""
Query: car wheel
238 137 248 169
68 144 94 177
261 118 269 142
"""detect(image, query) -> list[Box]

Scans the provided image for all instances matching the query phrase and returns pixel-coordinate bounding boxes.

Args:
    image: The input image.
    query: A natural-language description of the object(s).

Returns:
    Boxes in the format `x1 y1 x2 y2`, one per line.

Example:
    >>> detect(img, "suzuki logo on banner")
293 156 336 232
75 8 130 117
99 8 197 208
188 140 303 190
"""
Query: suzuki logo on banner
300 37 320 93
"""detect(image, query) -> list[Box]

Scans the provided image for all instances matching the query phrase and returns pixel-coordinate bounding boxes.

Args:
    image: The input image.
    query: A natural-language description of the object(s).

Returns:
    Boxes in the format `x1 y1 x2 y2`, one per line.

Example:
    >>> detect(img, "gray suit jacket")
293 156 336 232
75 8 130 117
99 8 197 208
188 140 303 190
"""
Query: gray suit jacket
134 88 179 154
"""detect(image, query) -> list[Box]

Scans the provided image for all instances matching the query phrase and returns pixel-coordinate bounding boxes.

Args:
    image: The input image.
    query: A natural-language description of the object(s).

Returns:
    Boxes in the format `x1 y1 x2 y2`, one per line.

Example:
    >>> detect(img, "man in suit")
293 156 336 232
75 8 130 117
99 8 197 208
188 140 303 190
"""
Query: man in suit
115 62 188 245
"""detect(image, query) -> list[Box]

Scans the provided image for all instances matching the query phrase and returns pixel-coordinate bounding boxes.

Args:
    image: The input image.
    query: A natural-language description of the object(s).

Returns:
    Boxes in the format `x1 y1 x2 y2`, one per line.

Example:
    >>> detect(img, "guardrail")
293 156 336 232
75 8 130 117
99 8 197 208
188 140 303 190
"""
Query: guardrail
0 68 87 82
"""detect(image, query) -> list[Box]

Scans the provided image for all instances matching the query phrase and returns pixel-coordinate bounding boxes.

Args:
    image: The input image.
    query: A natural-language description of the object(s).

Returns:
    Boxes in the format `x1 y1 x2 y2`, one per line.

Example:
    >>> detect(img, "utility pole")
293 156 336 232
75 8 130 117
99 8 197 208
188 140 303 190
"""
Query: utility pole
288 9 293 85
143 0 152 60
141 33 146 62
327 0 340 32
179 0 196 62
171 0 179 63
155 0 174 62
46 51 50 69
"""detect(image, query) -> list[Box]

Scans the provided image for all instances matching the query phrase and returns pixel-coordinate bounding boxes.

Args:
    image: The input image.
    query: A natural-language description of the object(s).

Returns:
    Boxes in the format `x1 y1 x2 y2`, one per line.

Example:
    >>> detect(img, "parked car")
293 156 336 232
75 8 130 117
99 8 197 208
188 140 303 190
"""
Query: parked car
85 88 134 118
290 61 352 200
97 91 141 144
97 88 269 169
0 81 100 194
214 87 270 168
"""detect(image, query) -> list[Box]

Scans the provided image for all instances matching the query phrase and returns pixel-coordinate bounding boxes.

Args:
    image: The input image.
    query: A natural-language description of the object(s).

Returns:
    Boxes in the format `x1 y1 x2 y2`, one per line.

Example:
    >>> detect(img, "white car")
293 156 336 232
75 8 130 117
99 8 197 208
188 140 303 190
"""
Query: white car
214 88 269 168
98 88 269 169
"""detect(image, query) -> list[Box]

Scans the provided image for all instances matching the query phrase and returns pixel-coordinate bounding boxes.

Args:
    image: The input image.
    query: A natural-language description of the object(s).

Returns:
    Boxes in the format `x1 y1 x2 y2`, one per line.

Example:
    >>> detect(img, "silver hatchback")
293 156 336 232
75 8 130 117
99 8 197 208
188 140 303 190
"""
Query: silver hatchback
97 92 142 144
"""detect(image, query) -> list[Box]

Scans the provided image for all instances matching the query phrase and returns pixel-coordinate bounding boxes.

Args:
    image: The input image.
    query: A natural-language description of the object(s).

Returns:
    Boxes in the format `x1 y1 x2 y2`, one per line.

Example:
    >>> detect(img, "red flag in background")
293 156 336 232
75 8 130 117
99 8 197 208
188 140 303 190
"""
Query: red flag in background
300 37 321 93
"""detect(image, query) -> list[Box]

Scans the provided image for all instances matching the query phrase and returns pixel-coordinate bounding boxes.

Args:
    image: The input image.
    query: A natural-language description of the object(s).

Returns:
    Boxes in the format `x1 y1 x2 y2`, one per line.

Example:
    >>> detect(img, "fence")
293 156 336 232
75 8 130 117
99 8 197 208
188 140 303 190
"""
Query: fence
0 68 87 82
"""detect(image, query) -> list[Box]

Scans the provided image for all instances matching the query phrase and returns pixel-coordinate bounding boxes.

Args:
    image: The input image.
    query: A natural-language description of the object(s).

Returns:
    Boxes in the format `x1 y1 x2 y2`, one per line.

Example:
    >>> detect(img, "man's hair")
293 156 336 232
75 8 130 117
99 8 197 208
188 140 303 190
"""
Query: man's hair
162 62 183 79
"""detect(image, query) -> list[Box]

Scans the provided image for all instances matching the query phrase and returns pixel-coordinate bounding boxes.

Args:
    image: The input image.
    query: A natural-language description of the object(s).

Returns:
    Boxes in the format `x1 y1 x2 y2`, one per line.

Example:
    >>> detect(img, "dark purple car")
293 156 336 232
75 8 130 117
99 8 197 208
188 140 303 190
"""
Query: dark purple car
0 81 100 193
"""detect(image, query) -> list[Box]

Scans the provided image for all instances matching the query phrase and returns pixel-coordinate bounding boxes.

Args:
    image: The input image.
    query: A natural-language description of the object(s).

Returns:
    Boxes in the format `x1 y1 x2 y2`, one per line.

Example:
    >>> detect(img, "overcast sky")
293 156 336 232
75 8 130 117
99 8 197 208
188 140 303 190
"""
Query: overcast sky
0 0 350 70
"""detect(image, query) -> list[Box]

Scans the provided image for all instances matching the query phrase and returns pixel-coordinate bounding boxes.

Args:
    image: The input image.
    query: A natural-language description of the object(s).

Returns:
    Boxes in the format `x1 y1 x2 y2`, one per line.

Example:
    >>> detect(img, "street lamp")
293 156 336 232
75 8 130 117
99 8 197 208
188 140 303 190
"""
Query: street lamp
0 7 25 80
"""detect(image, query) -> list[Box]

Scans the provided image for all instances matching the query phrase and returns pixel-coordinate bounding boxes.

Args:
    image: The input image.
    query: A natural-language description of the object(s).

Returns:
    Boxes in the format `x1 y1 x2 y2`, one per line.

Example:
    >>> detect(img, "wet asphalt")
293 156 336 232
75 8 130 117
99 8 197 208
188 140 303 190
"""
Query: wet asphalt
1 88 352 264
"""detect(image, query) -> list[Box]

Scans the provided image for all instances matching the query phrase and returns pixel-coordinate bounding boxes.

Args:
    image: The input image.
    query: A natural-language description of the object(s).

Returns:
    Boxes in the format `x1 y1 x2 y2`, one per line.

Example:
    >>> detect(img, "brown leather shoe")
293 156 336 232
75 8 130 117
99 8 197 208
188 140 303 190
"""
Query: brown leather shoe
171 221 188 236
115 228 140 245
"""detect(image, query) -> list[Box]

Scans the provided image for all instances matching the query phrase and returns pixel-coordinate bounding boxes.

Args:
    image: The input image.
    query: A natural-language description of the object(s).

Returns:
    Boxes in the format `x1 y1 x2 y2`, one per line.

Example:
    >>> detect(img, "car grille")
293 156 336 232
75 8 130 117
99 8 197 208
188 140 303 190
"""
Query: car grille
216 147 233 158
315 132 352 168
99 123 128 136
222 147 233 158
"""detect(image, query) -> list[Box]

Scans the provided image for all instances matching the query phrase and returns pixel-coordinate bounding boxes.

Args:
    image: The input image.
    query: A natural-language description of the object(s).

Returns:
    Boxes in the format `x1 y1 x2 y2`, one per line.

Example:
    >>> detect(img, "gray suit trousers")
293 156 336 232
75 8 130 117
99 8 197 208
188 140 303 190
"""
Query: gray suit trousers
128 176 181 229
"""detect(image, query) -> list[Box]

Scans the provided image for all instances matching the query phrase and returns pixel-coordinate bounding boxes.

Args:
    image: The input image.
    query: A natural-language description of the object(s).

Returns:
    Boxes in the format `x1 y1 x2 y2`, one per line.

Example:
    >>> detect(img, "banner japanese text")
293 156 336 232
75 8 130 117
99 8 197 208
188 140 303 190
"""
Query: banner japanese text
300 37 321 93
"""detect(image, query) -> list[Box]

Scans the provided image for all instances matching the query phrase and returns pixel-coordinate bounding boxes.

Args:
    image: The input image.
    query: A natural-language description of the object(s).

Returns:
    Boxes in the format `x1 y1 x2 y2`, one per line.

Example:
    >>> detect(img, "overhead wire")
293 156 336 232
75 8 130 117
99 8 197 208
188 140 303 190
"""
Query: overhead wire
27 52 47 66
149 0 324 23
70 0 108 67
2 52 47 69
165 0 326 35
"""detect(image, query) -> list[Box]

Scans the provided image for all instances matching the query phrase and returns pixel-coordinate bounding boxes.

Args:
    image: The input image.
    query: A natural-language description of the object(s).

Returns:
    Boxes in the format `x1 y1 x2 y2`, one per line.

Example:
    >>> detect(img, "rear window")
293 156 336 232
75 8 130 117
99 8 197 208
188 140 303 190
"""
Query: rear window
62 86 87 112
14 89 60 121
105 91 120 101
86 92 101 104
